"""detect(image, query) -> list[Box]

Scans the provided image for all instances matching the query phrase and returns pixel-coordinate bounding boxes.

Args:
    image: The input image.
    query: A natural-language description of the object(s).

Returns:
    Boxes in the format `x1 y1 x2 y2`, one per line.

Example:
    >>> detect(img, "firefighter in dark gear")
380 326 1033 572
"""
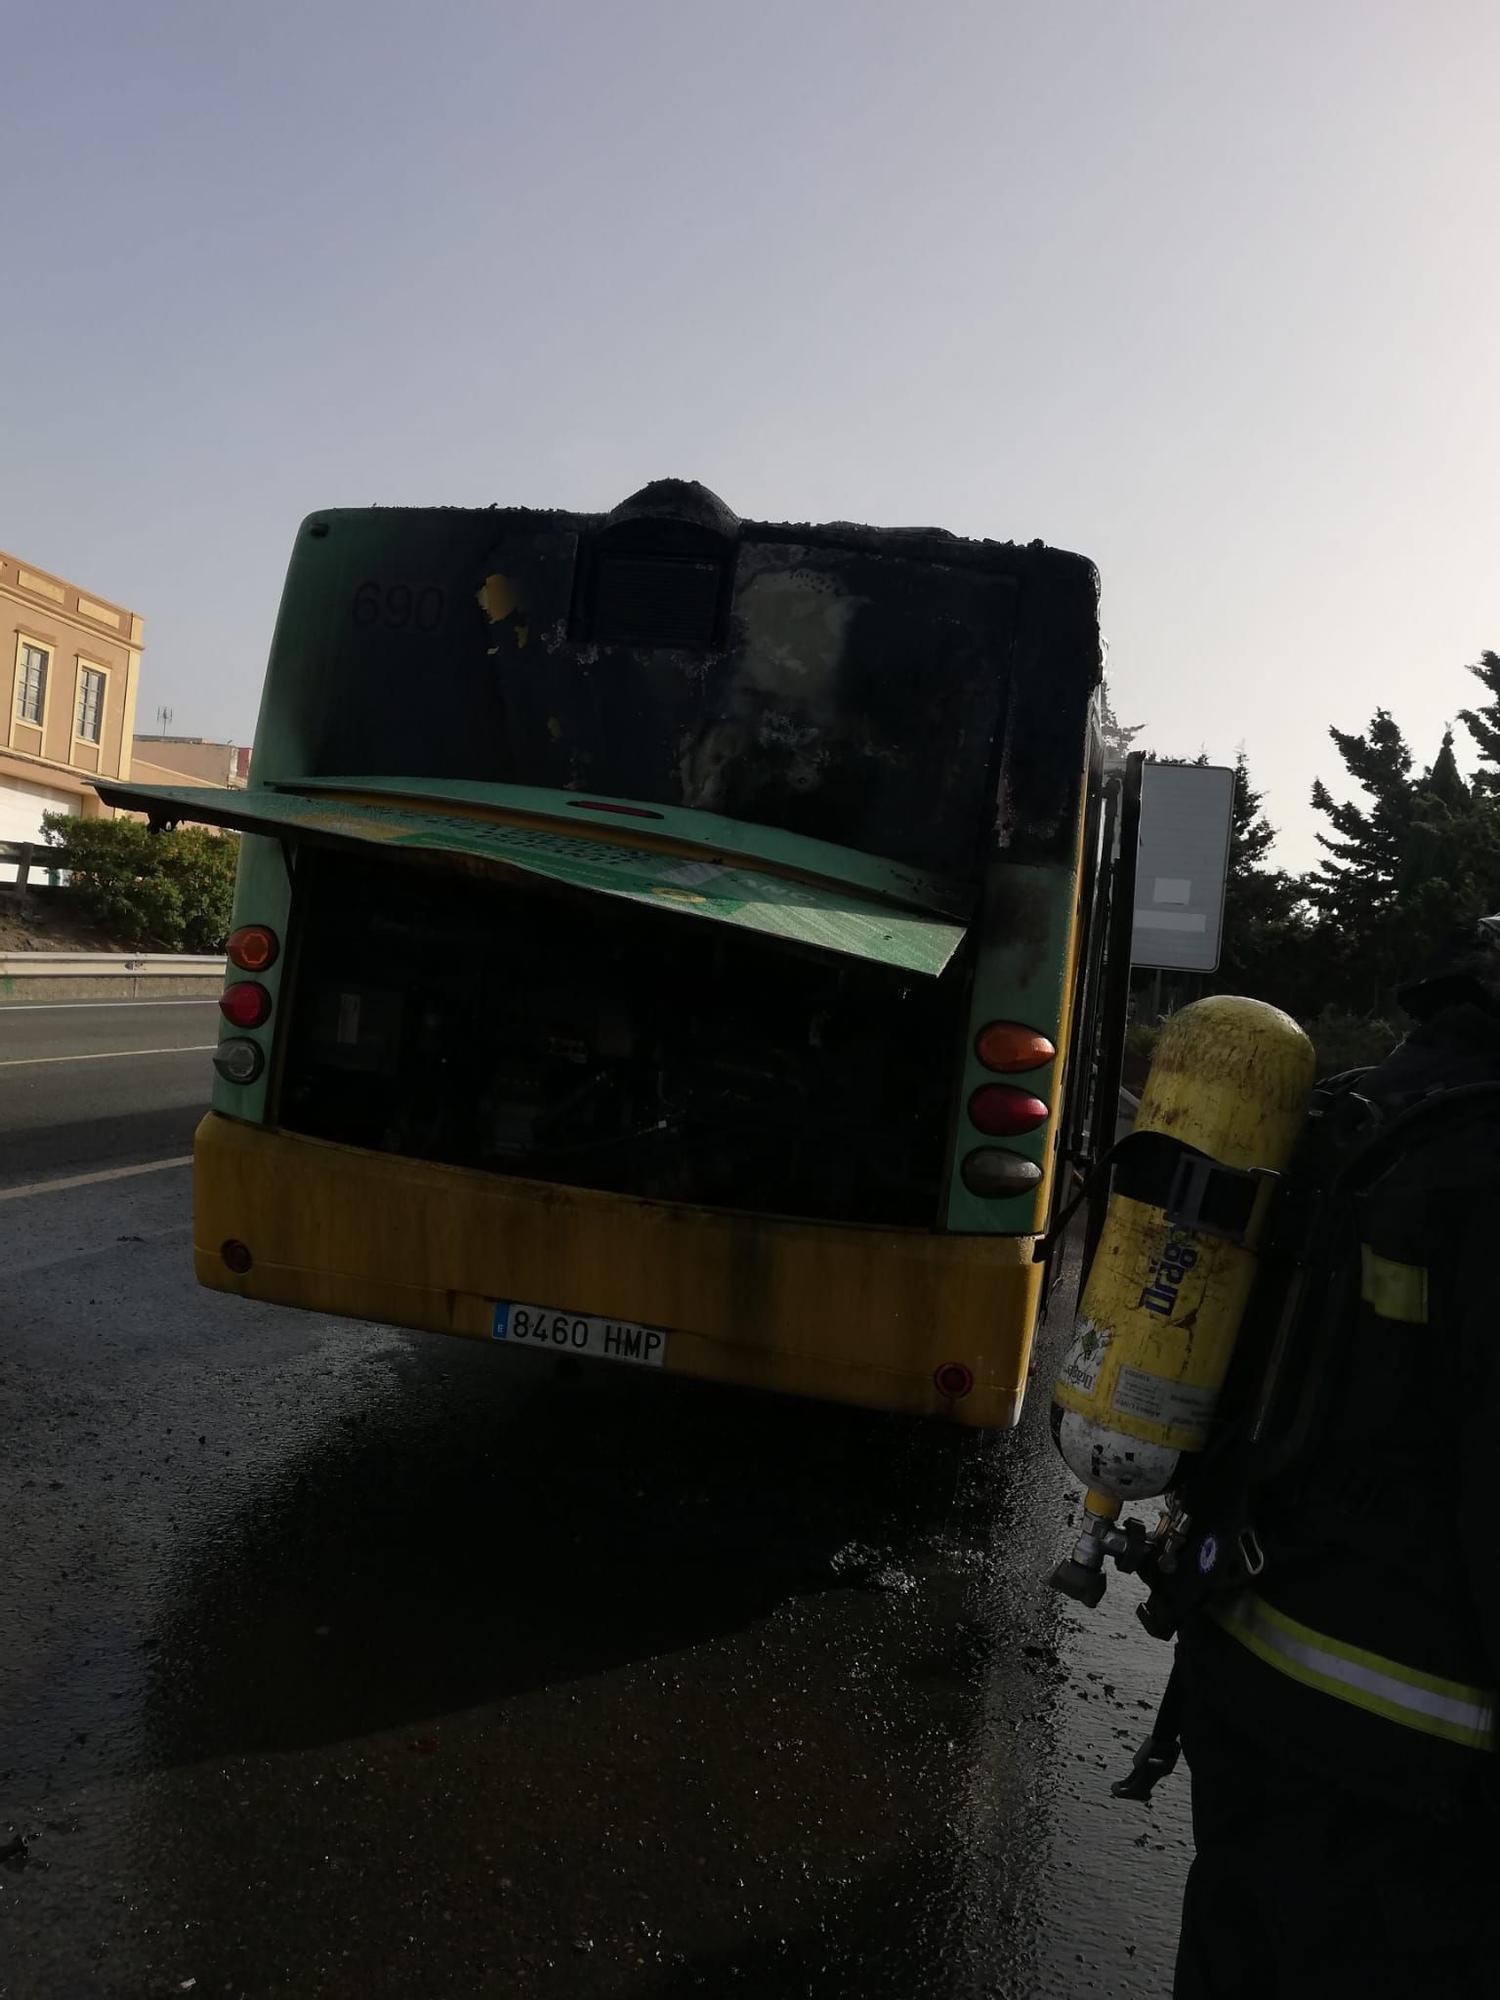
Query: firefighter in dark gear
1172 922 1500 2000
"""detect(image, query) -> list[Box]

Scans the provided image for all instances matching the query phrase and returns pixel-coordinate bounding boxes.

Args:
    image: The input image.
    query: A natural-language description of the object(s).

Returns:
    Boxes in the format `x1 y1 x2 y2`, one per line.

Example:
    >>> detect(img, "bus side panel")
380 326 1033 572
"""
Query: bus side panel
942 548 1101 1239
192 1114 1041 1428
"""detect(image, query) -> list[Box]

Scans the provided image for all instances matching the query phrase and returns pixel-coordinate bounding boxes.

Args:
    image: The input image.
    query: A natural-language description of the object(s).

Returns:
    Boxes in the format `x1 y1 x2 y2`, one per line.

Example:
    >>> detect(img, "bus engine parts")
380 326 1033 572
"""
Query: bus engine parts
1049 995 1315 1606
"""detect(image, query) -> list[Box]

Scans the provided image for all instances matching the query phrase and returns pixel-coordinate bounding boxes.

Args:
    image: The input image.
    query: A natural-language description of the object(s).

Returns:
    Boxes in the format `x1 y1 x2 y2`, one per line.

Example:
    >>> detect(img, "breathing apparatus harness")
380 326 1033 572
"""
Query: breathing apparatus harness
1108 1068 1500 1801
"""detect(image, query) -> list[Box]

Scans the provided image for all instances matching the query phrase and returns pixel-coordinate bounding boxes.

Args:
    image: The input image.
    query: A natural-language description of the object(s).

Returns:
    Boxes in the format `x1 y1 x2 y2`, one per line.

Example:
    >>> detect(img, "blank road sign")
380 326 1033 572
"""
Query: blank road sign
1131 763 1235 972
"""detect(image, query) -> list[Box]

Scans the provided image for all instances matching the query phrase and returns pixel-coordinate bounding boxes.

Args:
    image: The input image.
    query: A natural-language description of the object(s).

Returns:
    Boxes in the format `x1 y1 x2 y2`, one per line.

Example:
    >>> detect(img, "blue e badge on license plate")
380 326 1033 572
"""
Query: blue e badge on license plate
491 1301 668 1369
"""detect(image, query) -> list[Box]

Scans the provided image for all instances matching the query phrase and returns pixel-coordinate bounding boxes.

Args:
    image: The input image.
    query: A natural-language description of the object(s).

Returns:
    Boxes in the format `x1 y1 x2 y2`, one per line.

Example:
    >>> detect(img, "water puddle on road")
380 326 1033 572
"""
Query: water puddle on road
4 1214 1191 2000
947 1301 1194 2000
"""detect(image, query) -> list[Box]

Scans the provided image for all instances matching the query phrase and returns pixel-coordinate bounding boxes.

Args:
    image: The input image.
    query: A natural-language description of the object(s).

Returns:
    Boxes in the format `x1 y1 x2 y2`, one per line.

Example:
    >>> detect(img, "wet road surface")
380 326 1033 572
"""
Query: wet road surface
1 1007 1190 1998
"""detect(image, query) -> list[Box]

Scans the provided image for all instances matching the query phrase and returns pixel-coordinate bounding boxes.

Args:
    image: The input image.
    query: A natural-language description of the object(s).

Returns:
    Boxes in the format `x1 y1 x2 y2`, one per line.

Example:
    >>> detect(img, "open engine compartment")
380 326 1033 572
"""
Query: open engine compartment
275 849 971 1228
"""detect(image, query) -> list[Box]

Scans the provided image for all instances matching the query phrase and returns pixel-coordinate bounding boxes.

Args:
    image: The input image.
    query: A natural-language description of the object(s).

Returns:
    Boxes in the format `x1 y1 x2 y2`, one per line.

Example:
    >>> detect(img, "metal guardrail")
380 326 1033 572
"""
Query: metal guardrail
0 952 226 979
0 841 43 891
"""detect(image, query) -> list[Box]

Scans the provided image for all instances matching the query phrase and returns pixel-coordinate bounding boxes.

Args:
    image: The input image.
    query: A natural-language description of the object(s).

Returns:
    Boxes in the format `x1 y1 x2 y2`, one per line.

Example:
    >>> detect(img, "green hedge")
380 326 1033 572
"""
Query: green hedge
1298 1006 1400 1079
1122 1007 1402 1097
1122 1020 1159 1093
41 813 239 953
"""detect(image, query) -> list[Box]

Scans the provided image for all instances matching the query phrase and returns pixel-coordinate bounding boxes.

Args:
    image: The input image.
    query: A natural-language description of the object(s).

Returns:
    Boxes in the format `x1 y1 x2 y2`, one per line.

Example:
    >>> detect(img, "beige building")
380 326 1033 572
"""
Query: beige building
131 735 250 789
1 547 143 874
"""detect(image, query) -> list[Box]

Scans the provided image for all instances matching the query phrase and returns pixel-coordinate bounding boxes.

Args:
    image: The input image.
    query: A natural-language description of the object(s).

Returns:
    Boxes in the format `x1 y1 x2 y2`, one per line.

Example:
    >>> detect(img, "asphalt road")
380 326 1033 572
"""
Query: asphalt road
0 1000 218 1189
0 1003 1191 1999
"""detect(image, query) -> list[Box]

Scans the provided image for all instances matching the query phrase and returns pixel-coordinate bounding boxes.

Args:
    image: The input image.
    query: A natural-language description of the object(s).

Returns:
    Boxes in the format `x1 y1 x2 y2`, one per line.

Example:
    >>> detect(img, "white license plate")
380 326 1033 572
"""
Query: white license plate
491 1300 668 1369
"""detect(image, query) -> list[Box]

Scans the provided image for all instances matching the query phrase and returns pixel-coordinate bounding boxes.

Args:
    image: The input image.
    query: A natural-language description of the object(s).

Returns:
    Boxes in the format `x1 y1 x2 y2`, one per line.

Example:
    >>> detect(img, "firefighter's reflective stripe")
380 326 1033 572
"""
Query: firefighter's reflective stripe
1359 1246 1428 1324
1211 1592 1496 1750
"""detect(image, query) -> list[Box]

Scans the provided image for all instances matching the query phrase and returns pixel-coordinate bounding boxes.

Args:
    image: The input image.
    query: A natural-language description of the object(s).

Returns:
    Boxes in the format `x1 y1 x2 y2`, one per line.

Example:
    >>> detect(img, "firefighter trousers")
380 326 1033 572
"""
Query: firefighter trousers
1173 1700 1490 1999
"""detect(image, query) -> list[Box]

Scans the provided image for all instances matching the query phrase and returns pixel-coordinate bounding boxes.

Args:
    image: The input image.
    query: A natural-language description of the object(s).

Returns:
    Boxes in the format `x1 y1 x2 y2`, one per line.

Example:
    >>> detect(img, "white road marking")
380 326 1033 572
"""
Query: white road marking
0 1155 194 1203
0 998 219 1012
0 1045 215 1070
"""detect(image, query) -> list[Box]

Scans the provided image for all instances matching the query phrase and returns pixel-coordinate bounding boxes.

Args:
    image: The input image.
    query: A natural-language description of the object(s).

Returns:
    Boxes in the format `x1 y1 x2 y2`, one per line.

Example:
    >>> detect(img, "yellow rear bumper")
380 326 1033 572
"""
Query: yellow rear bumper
192 1113 1043 1427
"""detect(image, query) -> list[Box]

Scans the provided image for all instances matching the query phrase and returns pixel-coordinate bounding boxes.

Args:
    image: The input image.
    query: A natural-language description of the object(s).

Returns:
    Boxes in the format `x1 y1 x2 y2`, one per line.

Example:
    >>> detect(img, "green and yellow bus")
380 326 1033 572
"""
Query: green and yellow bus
104 480 1135 1428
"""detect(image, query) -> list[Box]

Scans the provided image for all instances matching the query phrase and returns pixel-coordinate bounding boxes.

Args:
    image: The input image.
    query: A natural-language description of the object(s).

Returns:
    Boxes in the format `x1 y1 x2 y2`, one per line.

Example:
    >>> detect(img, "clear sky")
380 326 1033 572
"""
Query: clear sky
5 1 1496 867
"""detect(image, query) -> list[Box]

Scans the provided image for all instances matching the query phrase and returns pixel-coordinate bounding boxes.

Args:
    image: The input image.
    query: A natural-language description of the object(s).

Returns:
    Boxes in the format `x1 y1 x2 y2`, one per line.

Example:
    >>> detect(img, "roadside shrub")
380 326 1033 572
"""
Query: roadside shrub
41 812 239 952
1120 1009 1399 1099
1301 1006 1401 1081
1121 1020 1160 1092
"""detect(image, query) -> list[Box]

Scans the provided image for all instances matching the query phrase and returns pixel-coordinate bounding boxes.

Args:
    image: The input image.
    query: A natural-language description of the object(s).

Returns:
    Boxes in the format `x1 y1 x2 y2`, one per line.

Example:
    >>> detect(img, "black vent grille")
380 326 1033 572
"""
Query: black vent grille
590 554 723 649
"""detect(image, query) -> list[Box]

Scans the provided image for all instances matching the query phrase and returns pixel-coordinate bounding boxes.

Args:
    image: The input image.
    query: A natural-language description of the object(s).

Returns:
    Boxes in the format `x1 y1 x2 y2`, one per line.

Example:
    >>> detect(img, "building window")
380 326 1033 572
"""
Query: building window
16 643 49 725
76 666 106 744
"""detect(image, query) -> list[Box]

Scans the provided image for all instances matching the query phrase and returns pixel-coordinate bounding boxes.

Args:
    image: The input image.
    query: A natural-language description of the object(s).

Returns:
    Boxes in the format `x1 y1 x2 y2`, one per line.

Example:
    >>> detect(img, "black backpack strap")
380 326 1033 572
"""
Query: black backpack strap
1034 1127 1270 1275
1111 1660 1185 1800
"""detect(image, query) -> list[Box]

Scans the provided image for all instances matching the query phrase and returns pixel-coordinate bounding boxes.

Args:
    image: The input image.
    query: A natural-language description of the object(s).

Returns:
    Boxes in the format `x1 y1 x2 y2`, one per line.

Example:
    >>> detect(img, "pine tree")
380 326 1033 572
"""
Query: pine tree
1399 728 1471 899
1227 752 1276 882
1458 651 1500 793
1304 711 1422 1013
1451 651 1500 916
1098 685 1143 769
1421 727 1469 812
1307 710 1416 918
1212 753 1315 1014
1306 709 1500 1012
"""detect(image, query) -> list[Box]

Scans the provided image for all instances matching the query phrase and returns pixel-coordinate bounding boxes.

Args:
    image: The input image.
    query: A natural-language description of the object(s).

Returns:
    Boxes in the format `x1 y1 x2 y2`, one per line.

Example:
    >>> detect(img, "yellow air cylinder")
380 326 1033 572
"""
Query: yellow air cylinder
1051 997 1315 1555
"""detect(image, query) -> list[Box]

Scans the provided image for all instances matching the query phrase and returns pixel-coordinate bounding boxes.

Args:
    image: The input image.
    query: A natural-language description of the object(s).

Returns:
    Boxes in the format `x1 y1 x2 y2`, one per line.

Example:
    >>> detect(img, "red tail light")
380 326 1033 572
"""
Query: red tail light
975 1021 1055 1072
227 925 280 972
969 1084 1049 1137
219 981 272 1030
221 1239 253 1274
934 1362 974 1398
